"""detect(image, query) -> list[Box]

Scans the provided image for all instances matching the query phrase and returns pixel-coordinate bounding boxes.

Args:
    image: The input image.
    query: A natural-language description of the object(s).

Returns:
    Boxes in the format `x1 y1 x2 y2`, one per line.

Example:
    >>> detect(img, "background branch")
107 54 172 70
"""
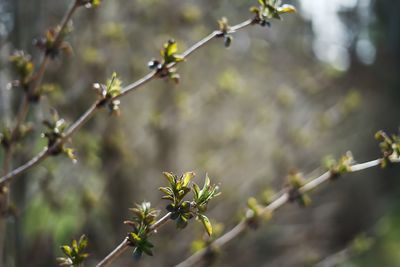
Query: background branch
174 158 400 267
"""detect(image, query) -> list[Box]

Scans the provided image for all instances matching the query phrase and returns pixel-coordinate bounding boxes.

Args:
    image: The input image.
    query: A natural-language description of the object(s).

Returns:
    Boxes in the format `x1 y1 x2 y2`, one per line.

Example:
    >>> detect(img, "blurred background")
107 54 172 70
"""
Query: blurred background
0 0 399 266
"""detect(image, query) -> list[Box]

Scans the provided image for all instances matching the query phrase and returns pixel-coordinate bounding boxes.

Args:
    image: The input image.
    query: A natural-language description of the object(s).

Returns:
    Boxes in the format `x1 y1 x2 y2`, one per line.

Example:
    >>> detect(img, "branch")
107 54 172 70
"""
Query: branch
174 158 400 267
0 16 260 186
1 0 80 180
95 212 172 267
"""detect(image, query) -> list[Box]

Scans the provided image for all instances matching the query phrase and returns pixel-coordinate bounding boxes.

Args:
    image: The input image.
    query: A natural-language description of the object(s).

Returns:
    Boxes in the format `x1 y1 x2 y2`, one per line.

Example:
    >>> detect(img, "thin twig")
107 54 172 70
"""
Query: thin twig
95 212 172 267
0 16 260 186
174 158 400 267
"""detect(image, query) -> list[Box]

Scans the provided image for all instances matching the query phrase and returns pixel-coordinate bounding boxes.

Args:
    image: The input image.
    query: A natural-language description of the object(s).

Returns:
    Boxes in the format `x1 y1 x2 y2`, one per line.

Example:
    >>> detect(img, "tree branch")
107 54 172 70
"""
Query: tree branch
0 16 261 186
174 158 400 267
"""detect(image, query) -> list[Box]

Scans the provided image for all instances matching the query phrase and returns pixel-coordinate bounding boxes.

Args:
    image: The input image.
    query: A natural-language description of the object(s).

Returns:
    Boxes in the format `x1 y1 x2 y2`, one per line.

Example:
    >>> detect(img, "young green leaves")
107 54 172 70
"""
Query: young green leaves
375 130 400 167
57 235 89 267
93 72 122 115
42 109 76 162
250 0 296 26
124 202 160 259
160 172 220 236
148 39 185 84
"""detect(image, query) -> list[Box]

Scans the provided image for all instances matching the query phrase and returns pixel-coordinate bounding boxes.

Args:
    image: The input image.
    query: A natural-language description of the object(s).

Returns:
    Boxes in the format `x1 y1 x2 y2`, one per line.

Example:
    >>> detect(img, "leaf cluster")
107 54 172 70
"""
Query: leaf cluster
57 235 89 267
160 172 220 236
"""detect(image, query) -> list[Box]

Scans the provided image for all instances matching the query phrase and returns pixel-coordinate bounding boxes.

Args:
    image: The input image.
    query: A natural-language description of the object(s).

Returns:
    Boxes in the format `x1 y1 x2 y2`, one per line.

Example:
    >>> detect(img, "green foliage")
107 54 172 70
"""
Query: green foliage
375 130 400 167
57 235 89 267
160 172 220 236
250 0 296 26
124 202 160 259
323 152 354 179
286 171 311 207
93 72 123 115
42 109 76 162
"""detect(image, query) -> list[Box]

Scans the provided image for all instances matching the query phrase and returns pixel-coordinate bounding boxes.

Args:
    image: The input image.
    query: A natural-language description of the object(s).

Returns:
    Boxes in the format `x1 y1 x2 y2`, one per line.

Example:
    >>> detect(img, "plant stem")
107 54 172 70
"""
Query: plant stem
174 158 400 267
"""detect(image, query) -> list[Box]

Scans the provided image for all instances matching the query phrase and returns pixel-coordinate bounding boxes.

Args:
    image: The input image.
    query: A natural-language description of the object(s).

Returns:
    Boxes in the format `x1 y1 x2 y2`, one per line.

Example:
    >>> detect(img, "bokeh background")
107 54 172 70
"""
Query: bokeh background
0 0 400 266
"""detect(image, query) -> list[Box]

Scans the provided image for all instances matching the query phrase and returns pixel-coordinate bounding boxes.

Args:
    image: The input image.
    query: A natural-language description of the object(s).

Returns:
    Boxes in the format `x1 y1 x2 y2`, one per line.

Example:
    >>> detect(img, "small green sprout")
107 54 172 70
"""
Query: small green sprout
57 235 89 267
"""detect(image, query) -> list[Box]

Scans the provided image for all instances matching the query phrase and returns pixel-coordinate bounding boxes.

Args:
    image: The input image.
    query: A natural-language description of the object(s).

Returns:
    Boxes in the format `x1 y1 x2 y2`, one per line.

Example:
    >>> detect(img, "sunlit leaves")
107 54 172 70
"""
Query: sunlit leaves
161 39 185 65
192 174 221 213
160 172 220 236
57 235 89 266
